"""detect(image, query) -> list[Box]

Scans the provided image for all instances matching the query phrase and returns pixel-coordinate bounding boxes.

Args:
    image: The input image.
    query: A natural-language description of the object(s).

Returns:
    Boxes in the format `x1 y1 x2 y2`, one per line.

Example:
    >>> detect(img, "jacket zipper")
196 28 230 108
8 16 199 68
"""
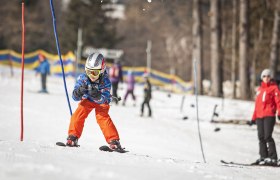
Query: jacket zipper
262 91 266 102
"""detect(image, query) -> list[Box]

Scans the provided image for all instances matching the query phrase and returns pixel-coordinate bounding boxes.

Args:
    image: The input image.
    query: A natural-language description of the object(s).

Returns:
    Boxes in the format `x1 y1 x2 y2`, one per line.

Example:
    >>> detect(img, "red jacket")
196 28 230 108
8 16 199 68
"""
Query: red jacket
252 81 280 121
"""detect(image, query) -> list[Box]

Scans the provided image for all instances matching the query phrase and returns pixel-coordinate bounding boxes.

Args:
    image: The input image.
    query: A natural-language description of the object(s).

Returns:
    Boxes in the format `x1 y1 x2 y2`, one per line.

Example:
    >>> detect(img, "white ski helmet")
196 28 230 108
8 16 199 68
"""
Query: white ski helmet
85 53 106 81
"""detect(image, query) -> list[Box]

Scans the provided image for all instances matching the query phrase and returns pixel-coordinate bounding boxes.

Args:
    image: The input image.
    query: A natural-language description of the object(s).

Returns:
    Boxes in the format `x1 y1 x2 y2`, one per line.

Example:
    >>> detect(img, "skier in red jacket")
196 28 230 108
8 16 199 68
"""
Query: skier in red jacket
251 69 280 166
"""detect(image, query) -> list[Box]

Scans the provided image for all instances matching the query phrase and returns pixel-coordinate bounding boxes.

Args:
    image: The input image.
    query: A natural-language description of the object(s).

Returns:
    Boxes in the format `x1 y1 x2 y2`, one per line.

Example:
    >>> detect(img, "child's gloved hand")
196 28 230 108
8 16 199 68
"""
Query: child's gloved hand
78 84 87 94
88 86 101 100
73 84 87 98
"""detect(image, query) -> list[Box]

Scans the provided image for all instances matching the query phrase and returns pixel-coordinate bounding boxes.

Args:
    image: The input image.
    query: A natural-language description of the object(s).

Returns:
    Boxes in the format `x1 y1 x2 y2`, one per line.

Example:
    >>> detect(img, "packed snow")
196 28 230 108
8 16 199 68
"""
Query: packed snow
0 66 280 180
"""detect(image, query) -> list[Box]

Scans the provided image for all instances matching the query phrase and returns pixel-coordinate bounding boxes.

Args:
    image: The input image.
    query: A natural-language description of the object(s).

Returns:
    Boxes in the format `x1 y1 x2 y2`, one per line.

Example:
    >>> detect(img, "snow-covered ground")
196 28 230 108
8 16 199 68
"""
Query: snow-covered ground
0 67 280 180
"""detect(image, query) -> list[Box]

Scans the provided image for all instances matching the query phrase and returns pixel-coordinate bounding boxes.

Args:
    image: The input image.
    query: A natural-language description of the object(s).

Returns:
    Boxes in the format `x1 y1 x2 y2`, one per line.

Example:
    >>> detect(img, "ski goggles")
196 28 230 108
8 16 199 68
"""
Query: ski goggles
86 69 101 79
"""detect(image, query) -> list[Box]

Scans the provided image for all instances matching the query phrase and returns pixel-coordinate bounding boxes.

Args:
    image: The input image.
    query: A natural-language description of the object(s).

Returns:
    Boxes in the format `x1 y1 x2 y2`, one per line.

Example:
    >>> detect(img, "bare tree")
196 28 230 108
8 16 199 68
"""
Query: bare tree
231 0 238 99
166 34 191 81
210 0 222 97
269 10 280 77
192 0 203 94
239 0 249 100
251 18 264 97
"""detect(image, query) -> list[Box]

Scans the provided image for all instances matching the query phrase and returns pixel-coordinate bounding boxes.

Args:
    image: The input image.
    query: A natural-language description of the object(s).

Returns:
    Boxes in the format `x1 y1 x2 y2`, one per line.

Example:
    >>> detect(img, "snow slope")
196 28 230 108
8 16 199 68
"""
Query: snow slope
0 68 280 180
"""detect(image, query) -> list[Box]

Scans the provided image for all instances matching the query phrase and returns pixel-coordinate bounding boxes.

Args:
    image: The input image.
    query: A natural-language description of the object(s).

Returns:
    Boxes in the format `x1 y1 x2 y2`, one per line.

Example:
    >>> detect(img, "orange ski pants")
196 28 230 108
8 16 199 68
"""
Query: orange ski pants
68 99 119 143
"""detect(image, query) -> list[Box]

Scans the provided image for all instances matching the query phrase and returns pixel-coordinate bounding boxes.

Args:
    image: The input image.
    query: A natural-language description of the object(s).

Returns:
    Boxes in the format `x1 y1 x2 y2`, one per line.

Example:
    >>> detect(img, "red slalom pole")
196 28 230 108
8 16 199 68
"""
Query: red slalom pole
20 0 25 141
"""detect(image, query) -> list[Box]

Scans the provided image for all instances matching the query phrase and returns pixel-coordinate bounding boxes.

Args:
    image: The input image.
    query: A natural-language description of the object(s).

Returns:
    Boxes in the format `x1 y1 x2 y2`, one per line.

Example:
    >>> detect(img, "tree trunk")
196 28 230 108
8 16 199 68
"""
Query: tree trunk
239 0 249 100
210 0 222 97
251 18 264 97
231 0 237 99
269 10 280 78
192 0 203 95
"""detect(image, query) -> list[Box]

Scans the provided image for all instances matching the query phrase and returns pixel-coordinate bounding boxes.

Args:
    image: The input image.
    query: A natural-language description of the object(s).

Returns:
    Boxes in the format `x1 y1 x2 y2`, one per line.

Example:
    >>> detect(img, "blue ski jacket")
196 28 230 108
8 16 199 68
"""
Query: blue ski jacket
36 60 50 75
72 71 112 104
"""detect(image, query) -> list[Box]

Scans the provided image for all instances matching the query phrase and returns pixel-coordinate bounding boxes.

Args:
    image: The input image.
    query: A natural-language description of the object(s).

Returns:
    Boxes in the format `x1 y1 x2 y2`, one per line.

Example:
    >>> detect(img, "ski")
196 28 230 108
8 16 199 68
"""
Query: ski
55 142 80 147
99 145 128 153
221 160 280 167
56 142 126 152
221 160 257 167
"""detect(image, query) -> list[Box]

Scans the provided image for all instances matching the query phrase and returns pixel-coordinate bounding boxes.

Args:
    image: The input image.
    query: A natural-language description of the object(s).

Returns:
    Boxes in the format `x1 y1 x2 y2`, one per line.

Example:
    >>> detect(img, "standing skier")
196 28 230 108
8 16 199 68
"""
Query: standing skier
251 69 280 166
36 53 50 93
140 74 152 117
66 53 123 151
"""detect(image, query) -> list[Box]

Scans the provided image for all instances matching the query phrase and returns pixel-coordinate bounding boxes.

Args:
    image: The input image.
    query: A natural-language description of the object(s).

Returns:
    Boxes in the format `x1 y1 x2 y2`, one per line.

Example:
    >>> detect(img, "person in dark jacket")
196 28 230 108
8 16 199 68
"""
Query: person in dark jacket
140 74 152 117
251 69 280 166
36 54 50 93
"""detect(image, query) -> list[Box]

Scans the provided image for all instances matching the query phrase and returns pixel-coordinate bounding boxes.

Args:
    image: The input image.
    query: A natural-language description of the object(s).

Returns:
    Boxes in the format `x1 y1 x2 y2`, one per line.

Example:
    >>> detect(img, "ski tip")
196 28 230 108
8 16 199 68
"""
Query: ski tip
99 145 113 152
99 145 128 153
56 142 66 147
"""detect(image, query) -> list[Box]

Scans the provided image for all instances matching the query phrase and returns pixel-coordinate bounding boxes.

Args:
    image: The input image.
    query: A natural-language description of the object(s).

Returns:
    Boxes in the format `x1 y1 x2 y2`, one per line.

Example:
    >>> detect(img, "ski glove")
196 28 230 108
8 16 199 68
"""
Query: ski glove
73 84 87 98
88 86 101 100
247 120 256 126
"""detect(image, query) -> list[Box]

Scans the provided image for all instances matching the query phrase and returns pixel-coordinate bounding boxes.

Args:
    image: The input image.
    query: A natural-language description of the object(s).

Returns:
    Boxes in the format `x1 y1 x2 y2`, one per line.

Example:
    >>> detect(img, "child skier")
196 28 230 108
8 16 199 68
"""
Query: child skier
66 53 123 151
122 70 136 106
251 69 280 166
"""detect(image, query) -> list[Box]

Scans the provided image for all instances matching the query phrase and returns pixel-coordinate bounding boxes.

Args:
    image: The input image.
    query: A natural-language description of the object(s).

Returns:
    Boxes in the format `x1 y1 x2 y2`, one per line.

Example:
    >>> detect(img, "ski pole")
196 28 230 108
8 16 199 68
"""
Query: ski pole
193 59 206 163
112 96 122 102
180 95 185 113
210 104 218 122
87 85 121 102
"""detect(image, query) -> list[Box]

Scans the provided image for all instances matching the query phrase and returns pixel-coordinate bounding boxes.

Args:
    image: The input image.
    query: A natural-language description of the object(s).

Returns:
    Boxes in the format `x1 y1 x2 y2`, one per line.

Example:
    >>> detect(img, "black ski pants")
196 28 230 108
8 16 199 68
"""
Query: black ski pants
256 117 278 160
141 98 152 117
41 73 47 91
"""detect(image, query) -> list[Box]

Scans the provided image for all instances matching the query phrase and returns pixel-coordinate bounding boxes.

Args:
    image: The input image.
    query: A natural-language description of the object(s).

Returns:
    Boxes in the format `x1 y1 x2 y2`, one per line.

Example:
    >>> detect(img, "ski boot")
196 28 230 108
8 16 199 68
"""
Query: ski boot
109 140 124 152
263 158 278 166
277 160 280 166
66 135 79 147
253 158 265 165
38 88 49 93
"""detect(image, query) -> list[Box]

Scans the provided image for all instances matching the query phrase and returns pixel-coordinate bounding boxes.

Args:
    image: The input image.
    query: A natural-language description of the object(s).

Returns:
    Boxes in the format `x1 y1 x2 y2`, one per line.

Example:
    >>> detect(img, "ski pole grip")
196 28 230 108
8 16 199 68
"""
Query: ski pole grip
112 96 121 101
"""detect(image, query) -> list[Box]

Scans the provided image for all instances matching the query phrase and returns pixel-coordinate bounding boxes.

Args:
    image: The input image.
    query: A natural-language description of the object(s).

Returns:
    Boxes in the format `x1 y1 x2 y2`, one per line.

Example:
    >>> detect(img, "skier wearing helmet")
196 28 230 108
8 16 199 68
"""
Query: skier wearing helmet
65 53 123 151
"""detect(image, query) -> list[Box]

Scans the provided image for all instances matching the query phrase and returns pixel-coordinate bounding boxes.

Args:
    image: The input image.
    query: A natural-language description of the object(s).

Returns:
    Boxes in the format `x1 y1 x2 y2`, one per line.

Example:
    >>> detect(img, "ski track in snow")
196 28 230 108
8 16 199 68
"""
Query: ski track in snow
0 68 280 180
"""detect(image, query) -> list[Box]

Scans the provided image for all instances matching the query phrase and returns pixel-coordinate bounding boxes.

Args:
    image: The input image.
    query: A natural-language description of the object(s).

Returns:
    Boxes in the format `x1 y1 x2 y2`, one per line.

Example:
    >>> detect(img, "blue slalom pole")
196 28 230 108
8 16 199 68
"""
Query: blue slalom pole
50 0 72 115
193 59 206 163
